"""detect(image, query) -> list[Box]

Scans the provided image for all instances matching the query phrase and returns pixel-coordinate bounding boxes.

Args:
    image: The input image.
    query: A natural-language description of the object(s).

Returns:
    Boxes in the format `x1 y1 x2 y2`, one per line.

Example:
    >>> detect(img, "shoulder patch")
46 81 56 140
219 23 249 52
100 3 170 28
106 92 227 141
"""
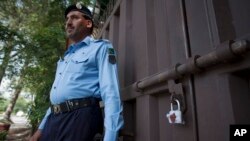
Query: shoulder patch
108 48 115 55
108 48 116 64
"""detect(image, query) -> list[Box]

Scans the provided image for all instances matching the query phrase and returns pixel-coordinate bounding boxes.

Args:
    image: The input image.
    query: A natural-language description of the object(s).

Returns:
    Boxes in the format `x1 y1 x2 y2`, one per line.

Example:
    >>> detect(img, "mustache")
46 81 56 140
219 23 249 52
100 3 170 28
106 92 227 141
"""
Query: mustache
66 24 74 29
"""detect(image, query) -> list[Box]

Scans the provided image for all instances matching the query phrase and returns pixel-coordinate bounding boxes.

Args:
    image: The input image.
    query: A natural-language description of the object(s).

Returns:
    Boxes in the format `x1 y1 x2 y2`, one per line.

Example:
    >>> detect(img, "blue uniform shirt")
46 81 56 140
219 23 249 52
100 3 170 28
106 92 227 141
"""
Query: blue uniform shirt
38 36 124 141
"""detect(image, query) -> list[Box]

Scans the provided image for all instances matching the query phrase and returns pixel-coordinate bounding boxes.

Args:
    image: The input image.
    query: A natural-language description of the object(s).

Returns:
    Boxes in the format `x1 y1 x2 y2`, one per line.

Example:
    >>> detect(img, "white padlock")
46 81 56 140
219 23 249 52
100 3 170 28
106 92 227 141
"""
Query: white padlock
166 99 184 124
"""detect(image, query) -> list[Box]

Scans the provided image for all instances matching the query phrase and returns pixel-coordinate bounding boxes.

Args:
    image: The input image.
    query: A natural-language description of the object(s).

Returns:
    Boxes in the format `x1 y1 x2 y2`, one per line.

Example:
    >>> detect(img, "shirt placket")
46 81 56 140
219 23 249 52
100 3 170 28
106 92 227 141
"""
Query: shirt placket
52 52 76 102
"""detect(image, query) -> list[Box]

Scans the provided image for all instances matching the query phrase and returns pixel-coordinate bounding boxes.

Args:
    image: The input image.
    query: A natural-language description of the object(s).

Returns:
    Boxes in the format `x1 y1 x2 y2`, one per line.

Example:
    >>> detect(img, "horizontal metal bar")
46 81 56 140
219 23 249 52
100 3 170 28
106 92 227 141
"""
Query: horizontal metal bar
136 40 250 90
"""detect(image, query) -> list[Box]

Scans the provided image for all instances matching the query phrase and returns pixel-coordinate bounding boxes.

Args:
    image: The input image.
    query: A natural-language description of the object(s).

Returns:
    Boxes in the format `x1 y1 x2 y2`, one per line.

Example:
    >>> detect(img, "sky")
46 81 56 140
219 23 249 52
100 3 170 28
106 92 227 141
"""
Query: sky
0 78 32 102
0 78 11 99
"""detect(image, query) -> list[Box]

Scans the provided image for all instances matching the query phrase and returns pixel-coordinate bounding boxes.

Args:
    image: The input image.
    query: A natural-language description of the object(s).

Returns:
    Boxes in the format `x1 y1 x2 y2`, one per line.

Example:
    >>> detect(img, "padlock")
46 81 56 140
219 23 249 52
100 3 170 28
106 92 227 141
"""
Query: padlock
166 99 184 124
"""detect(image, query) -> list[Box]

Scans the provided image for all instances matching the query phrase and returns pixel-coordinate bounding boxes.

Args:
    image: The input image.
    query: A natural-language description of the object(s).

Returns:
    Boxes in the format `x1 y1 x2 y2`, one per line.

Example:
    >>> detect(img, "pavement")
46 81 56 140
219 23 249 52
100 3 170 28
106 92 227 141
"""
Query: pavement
9 116 30 128
1 114 31 141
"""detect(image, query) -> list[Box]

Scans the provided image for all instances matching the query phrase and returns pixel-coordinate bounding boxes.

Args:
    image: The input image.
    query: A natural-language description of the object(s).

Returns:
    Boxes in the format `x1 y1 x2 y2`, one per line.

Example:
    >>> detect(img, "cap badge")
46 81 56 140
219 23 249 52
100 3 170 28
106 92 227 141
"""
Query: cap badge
76 2 82 9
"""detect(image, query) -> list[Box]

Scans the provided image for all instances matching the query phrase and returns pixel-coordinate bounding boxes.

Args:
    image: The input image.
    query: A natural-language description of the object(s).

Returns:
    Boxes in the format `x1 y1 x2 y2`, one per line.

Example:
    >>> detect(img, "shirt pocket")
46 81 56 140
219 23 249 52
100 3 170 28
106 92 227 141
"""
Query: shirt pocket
67 56 89 73
56 59 64 71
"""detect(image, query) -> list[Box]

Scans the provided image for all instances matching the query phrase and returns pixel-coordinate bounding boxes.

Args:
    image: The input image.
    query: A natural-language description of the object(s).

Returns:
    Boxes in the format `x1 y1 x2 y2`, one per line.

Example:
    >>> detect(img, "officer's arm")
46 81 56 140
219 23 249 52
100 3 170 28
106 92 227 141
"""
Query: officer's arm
97 42 124 141
29 129 42 141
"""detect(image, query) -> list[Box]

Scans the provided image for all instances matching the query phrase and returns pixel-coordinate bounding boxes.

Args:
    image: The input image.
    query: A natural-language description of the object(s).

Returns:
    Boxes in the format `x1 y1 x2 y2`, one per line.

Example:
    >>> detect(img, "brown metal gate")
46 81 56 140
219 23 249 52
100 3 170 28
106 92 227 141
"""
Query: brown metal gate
95 0 250 140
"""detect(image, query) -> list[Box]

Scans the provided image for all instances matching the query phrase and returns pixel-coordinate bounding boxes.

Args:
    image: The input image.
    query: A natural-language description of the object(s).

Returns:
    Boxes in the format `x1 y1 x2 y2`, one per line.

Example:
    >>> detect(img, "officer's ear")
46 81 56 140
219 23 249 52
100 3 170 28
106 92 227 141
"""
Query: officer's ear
86 20 92 29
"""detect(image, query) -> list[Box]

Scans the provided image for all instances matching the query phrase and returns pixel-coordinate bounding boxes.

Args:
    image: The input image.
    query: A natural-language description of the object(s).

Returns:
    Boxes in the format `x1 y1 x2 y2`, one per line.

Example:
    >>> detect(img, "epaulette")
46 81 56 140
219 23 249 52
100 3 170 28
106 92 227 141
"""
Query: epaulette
92 38 116 64
93 38 111 43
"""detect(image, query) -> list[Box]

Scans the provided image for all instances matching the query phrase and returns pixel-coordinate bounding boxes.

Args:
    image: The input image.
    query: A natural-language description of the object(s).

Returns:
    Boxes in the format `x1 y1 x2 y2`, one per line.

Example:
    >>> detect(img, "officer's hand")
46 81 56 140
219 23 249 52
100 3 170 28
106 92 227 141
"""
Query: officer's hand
29 129 42 141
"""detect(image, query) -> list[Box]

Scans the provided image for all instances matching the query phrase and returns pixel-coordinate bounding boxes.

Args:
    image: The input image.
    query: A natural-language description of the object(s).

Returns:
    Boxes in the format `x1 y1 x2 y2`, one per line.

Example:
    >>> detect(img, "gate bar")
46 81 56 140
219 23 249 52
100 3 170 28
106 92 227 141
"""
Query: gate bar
135 40 250 90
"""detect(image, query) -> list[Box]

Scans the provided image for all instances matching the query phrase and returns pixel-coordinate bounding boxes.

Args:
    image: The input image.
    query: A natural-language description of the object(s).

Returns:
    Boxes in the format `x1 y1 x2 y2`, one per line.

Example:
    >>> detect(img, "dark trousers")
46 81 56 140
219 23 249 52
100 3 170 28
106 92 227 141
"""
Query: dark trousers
40 105 103 141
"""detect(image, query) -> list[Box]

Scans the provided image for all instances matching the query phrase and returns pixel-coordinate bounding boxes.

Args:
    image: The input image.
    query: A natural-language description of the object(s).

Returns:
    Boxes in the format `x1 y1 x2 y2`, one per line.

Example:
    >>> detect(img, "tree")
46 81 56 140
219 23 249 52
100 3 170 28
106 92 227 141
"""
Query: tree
0 24 20 86
0 0 92 131
0 96 8 113
3 60 29 121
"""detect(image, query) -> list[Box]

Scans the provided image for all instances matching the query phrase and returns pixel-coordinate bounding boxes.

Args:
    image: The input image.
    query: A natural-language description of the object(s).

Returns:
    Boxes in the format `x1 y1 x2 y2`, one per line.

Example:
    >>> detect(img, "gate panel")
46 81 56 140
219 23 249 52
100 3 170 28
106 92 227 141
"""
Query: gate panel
186 0 250 141
96 0 250 140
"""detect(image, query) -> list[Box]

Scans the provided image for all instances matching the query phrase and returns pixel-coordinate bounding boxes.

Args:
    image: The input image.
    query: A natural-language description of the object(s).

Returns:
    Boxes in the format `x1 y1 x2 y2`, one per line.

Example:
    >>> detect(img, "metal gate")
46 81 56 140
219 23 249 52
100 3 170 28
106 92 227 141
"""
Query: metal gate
94 0 250 140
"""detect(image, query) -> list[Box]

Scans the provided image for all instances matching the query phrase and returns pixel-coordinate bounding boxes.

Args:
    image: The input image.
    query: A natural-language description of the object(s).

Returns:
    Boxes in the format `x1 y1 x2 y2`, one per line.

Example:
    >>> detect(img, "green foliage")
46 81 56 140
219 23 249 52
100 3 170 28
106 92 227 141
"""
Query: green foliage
0 130 8 140
28 95 50 132
1 0 93 132
0 22 31 81
0 118 10 140
13 96 29 114
0 23 17 42
0 96 8 113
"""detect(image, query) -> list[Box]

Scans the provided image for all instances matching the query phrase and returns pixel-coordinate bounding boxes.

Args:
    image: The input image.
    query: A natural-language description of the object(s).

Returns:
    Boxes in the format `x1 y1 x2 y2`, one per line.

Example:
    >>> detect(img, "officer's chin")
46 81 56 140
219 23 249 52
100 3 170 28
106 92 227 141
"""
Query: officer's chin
66 33 73 38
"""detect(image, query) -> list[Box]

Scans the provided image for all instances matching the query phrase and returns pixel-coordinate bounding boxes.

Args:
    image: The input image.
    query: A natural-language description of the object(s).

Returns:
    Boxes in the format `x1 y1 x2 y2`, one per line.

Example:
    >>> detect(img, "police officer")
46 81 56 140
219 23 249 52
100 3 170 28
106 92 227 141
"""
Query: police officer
30 2 124 141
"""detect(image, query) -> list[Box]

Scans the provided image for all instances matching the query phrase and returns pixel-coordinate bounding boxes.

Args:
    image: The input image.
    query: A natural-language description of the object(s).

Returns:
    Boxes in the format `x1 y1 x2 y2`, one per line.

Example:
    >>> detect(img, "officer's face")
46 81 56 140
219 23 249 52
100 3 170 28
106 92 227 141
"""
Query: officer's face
65 11 92 41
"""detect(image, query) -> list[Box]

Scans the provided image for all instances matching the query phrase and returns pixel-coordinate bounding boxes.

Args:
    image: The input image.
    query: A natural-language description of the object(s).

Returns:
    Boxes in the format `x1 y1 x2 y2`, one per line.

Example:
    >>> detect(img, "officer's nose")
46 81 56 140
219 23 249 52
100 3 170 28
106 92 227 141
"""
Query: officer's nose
65 18 72 27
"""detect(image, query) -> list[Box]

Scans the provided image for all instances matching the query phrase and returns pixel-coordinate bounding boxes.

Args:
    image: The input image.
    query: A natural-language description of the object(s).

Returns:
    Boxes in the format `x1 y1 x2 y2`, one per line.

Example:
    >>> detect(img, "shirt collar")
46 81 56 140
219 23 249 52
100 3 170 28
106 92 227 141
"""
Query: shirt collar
65 36 92 55
80 36 92 46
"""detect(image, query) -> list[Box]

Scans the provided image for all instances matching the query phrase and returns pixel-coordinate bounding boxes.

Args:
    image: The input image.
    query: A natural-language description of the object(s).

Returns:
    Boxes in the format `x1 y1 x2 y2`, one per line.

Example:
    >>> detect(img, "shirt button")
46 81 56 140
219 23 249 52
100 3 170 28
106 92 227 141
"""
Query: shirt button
54 87 56 89
59 73 62 75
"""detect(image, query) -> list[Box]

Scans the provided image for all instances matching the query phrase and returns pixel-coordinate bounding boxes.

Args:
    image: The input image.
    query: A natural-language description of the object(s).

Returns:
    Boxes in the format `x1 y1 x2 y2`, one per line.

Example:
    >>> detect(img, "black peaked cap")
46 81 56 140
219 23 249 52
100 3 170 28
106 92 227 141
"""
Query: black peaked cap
65 3 92 19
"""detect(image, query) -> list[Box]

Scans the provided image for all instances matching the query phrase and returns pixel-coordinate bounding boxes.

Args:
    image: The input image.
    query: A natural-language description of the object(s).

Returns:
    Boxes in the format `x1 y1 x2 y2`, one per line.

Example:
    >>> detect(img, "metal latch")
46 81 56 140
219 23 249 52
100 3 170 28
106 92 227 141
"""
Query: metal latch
168 80 186 113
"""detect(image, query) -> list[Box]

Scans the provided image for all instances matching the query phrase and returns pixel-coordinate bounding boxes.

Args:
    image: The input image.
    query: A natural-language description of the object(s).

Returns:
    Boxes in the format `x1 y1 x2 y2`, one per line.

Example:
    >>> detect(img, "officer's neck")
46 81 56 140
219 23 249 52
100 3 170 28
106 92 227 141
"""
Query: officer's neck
71 33 89 44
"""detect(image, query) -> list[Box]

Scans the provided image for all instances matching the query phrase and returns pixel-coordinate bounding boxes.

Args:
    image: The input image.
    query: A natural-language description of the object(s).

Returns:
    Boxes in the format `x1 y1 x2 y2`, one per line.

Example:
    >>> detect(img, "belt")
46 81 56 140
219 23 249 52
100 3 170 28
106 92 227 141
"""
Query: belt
51 97 100 114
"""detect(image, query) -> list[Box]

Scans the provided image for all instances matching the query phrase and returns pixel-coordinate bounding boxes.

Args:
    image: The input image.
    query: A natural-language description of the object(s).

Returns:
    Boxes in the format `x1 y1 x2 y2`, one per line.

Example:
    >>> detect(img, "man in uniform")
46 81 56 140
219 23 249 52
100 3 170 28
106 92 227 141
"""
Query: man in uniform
30 2 124 141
